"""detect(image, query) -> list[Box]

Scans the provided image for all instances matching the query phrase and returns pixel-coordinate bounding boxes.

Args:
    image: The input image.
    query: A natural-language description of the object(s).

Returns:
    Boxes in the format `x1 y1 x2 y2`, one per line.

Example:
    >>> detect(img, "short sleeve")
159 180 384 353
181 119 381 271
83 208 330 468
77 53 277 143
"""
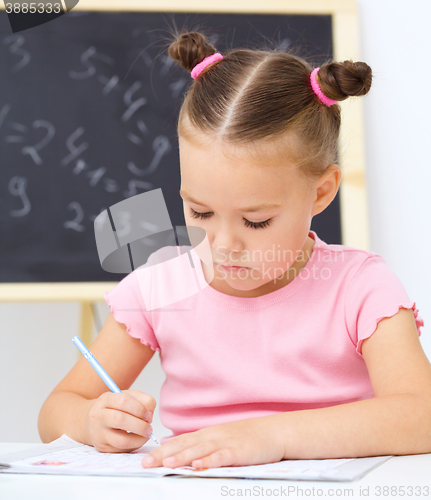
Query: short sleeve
104 270 160 352
345 255 424 357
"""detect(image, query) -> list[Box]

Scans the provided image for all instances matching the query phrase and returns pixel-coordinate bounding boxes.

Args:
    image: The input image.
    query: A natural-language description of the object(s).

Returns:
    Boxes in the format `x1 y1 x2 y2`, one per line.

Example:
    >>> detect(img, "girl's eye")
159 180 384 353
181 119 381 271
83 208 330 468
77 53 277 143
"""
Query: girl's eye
189 208 212 220
188 207 272 229
243 218 272 229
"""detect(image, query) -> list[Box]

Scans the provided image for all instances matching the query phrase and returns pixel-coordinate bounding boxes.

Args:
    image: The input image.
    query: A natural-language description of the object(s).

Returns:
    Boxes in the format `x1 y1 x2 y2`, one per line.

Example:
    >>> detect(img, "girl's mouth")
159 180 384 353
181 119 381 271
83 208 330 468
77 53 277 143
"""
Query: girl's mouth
215 263 250 271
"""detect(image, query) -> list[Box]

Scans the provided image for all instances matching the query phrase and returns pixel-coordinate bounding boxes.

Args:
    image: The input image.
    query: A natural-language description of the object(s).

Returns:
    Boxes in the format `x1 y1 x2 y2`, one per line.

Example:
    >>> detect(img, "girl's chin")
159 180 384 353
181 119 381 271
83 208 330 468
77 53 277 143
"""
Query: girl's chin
222 269 290 289
219 274 266 290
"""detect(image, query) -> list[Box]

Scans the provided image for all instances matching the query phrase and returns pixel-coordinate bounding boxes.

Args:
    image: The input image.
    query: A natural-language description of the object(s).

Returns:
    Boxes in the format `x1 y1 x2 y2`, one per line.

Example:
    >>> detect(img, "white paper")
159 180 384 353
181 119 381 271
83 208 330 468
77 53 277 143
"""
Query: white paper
0 434 393 481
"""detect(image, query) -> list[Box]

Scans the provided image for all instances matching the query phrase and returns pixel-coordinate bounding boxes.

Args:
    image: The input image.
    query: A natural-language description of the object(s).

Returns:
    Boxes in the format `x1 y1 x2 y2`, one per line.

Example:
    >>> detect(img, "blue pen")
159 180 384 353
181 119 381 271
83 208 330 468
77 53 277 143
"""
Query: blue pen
72 336 158 445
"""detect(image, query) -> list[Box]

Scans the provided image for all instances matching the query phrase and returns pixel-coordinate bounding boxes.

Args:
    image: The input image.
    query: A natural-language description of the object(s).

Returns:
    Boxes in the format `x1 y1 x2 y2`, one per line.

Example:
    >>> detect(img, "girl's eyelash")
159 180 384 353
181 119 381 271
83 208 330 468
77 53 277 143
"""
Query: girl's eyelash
188 207 272 229
244 218 272 229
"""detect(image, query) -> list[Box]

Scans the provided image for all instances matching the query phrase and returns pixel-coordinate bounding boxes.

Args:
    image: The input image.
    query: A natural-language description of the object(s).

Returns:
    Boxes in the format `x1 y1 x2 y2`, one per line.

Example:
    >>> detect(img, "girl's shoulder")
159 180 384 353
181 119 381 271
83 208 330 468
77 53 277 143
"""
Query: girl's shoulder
133 244 199 311
311 229 379 258
310 230 412 300
311 229 383 272
106 244 192 300
311 231 424 351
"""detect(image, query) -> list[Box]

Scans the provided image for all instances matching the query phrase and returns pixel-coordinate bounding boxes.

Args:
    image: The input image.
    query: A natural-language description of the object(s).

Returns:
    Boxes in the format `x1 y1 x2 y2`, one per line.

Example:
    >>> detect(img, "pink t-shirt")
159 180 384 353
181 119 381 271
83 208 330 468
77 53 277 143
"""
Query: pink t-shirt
104 229 424 444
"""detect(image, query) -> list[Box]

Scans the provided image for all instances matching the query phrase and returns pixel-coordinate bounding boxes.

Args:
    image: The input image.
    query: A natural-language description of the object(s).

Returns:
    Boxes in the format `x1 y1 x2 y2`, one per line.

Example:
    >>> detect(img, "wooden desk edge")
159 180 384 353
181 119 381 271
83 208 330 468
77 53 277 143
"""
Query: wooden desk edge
0 283 119 302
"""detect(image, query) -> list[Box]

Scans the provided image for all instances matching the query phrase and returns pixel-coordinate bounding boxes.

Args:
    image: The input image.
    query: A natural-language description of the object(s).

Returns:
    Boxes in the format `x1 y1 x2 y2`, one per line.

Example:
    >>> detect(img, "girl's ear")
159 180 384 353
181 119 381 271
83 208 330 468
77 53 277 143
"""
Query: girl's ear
311 164 342 217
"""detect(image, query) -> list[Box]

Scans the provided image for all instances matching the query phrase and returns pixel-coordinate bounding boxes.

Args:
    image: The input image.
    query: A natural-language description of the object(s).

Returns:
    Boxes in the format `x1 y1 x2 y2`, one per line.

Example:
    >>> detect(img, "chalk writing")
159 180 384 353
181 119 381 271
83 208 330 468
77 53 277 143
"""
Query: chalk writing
9 176 30 217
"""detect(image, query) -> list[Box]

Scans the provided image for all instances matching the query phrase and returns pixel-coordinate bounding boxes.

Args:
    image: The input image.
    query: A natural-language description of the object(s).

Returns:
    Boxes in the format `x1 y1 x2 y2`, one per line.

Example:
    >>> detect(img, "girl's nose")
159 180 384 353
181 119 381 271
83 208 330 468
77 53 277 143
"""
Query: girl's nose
210 227 243 255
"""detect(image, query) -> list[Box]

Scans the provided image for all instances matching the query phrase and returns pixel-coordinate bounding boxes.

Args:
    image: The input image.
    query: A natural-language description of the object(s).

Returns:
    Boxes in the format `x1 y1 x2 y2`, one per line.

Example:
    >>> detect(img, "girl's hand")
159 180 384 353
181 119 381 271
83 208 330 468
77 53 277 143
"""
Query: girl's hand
142 415 285 470
86 389 156 453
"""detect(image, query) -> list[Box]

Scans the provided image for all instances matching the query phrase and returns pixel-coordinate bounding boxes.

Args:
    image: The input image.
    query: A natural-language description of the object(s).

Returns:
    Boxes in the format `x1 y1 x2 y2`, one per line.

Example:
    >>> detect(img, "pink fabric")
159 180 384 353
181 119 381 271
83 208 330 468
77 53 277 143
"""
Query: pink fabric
191 53 223 79
310 67 338 106
104 230 424 445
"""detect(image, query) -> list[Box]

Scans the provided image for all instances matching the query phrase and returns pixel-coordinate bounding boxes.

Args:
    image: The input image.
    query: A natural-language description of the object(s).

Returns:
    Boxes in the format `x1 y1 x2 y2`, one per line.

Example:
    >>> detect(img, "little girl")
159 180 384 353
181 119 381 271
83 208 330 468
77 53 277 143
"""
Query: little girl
38 31 431 470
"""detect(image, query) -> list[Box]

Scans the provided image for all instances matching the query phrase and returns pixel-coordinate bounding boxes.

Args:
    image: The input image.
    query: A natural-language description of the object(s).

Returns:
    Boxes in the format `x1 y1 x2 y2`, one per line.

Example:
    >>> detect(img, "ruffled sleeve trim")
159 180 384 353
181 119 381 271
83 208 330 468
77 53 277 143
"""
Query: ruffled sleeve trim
104 290 160 352
357 301 424 357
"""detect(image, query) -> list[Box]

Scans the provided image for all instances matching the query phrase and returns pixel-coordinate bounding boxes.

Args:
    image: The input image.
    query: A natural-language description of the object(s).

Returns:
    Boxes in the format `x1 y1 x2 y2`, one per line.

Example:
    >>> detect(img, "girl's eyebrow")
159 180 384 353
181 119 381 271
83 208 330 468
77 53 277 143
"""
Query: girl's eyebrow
179 189 282 213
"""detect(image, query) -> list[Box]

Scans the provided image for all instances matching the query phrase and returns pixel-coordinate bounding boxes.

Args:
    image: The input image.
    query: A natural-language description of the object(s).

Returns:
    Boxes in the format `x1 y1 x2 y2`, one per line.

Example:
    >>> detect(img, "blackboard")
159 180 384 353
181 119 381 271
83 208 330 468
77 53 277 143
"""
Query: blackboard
0 10 339 283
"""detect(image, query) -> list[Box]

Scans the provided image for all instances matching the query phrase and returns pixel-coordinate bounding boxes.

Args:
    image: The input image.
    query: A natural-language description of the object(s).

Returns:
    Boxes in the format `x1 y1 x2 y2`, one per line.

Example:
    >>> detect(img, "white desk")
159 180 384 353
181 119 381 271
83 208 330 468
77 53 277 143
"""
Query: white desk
0 443 429 500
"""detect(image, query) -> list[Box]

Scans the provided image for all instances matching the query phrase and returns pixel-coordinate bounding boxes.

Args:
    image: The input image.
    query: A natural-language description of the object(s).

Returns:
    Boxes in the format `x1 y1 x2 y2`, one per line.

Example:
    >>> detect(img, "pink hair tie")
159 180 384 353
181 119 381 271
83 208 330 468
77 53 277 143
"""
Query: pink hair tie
191 53 223 79
310 67 338 106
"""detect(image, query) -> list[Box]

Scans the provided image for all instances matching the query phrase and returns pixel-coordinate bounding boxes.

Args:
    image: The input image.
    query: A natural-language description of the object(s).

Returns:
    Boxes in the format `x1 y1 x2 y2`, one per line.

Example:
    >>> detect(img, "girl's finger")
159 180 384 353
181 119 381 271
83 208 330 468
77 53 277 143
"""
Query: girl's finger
107 428 150 452
103 408 153 438
141 442 185 468
142 440 215 469
124 390 157 414
190 447 235 470
103 392 152 422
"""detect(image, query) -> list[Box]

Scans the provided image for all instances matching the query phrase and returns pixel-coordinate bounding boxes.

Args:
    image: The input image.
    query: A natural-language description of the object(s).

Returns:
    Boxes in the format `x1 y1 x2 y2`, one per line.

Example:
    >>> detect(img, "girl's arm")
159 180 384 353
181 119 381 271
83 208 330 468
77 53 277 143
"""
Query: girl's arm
276 306 431 459
38 312 156 450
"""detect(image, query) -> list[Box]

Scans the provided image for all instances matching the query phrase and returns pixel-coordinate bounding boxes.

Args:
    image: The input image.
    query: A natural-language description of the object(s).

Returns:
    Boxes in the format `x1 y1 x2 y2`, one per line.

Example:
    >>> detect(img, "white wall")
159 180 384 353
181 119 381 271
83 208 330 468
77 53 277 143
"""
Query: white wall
1 0 430 443
357 0 431 358
0 301 171 443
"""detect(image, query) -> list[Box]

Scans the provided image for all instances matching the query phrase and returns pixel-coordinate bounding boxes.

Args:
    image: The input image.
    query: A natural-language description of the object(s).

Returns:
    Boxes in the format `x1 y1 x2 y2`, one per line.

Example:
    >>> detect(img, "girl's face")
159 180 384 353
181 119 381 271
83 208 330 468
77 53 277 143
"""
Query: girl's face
179 133 339 298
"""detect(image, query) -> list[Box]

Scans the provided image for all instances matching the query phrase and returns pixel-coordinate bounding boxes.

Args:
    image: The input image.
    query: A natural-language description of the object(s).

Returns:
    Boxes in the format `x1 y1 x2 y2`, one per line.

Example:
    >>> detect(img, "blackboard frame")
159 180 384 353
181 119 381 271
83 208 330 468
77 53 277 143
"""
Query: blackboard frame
0 0 368 344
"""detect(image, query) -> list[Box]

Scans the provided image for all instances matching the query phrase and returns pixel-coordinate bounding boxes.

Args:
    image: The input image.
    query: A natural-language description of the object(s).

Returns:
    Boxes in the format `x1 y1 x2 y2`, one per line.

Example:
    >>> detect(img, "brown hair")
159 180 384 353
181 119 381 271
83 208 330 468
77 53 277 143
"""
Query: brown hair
168 31 372 183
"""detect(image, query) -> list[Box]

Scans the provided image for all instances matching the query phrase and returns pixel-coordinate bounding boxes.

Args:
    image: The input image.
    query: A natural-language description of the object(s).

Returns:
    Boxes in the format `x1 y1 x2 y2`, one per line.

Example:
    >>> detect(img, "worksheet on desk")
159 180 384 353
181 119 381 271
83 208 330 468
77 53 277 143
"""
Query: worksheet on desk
0 434 393 482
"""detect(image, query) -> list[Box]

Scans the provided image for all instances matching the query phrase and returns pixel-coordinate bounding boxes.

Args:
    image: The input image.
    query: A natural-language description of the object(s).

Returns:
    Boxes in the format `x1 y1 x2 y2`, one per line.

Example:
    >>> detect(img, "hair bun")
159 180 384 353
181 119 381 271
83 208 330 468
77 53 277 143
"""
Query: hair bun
317 60 372 102
168 32 217 73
